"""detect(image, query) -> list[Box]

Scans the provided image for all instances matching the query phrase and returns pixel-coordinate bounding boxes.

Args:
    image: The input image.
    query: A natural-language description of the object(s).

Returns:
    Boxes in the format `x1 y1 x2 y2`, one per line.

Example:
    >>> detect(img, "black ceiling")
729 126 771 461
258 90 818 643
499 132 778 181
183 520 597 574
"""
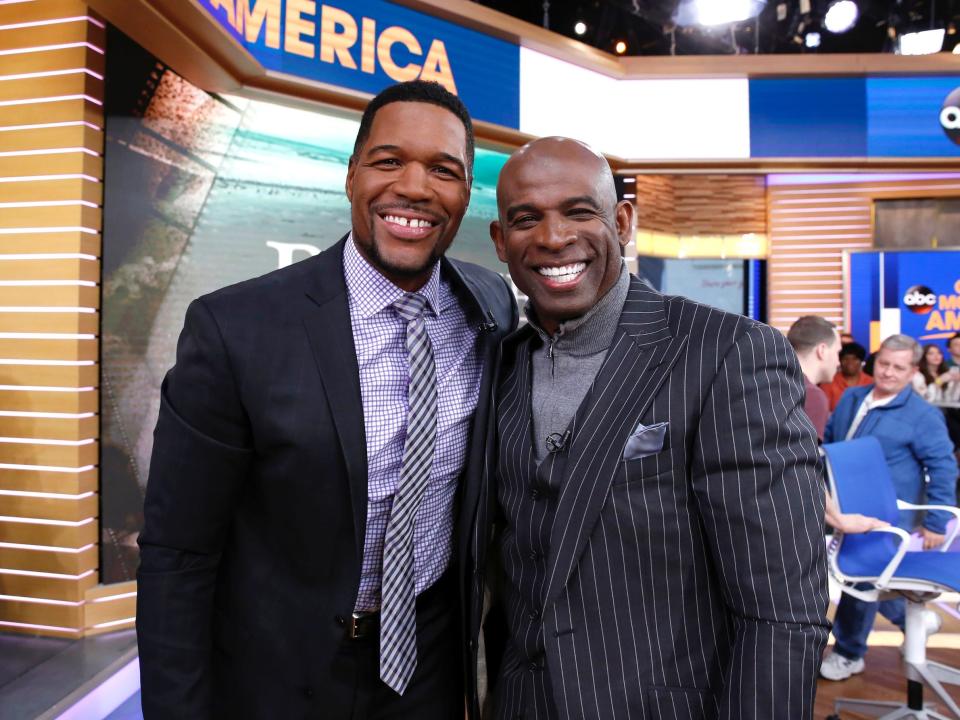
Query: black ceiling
473 0 960 55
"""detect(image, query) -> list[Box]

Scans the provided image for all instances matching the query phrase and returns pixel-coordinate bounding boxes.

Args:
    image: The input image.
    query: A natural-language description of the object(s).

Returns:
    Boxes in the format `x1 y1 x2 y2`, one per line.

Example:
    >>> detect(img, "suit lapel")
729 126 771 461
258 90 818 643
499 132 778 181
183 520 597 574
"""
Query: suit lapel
302 237 368 563
543 277 688 607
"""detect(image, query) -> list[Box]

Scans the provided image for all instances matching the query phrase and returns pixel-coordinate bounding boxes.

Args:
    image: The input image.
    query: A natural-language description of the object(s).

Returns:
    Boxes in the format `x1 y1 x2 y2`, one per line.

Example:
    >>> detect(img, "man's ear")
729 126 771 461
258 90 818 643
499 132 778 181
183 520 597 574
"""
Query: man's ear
490 220 508 263
345 157 356 202
615 200 635 249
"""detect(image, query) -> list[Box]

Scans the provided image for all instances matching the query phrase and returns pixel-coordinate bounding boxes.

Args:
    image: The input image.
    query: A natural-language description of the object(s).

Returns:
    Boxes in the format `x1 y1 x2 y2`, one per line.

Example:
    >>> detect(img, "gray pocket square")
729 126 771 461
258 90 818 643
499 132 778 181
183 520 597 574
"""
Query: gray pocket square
623 421 668 461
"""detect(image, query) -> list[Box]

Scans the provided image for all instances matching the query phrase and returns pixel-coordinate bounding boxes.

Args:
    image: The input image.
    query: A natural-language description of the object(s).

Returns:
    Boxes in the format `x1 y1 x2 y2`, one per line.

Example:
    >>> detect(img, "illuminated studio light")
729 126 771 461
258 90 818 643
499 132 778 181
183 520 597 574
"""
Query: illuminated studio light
676 0 765 27
614 40 627 54
824 0 858 34
898 28 945 55
574 21 587 35
805 31 821 48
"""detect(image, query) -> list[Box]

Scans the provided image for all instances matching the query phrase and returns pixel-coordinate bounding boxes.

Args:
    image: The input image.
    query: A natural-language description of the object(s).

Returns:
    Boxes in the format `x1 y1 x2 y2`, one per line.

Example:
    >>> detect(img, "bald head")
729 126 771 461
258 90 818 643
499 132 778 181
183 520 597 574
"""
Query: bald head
490 135 634 335
496 137 617 221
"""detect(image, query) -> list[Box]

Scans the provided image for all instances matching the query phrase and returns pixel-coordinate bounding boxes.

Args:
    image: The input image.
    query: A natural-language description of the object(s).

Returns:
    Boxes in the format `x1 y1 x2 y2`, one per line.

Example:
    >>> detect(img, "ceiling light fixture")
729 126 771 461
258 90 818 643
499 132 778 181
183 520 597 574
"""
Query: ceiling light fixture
823 0 858 34
674 0 765 27
574 20 587 35
898 28 946 55
804 31 821 48
614 40 627 54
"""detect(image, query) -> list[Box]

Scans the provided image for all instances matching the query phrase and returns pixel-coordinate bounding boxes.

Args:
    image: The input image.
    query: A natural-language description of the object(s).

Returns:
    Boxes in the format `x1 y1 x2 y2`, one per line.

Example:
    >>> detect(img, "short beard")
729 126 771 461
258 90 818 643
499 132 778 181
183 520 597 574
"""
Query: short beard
362 225 442 280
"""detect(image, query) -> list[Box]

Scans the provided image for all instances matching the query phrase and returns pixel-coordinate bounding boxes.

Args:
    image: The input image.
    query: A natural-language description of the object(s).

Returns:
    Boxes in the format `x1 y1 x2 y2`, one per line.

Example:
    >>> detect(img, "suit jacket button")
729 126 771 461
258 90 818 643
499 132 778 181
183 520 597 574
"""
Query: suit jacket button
528 608 540 620
468 639 477 651
529 551 543 561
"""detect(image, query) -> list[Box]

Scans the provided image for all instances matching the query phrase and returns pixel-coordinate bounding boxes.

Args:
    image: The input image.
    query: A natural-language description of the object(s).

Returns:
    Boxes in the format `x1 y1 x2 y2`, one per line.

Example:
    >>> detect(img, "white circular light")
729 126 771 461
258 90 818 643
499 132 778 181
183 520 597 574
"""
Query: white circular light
804 31 821 48
824 0 858 34
574 21 587 35
695 0 756 26
615 40 627 54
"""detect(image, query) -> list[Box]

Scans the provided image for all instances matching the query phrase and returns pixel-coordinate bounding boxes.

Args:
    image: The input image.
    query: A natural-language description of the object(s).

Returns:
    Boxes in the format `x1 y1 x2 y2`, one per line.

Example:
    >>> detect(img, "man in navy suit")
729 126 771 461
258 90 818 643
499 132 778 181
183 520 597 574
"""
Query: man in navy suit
468 137 829 719
136 81 516 719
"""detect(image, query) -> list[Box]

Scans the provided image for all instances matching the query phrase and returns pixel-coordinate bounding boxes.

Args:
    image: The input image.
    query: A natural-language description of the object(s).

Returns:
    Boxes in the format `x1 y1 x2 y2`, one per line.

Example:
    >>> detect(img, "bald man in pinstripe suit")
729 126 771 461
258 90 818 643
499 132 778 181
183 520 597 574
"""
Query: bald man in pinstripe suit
466 138 830 720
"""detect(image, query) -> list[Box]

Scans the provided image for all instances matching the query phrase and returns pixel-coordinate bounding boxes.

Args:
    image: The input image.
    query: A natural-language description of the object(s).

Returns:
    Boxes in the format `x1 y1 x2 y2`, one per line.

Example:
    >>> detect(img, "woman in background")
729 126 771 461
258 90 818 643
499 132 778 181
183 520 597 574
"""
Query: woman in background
913 343 954 402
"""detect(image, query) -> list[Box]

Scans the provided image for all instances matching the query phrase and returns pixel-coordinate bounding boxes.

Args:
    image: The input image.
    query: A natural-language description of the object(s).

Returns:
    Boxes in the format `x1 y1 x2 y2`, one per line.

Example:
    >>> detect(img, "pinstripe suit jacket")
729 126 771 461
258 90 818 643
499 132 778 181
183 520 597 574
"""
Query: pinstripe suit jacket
470 276 830 720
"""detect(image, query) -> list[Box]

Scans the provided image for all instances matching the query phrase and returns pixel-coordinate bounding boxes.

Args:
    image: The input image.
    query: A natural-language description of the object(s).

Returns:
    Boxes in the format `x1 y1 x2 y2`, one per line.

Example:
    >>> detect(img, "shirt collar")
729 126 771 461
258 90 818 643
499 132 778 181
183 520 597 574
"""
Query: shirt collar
524 262 630 356
343 233 443 319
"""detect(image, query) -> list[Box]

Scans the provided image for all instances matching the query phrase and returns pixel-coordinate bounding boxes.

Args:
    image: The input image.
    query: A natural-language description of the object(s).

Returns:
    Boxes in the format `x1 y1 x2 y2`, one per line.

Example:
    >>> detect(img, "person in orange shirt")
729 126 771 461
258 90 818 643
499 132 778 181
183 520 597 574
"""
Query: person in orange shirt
821 341 873 411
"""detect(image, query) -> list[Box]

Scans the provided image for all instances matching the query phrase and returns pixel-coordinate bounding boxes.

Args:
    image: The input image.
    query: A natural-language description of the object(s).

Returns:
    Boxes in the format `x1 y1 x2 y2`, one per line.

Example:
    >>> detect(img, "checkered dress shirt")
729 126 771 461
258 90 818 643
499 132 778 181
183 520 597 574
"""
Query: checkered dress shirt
344 237 482 611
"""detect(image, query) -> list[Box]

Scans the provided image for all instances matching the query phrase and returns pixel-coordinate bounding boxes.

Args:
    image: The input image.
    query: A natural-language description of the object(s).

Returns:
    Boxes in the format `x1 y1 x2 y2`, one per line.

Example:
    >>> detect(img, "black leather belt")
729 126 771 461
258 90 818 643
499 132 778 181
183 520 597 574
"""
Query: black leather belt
341 570 453 641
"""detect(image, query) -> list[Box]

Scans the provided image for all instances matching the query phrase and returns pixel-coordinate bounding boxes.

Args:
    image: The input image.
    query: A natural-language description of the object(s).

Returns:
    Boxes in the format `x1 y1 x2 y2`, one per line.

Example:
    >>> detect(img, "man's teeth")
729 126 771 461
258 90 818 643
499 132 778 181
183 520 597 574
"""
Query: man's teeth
384 215 433 228
538 263 586 281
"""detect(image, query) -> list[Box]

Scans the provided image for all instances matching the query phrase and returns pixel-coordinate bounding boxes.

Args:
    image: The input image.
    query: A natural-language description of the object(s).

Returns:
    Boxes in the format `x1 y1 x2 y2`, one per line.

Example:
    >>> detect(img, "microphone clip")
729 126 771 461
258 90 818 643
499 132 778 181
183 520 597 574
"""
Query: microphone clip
545 430 571 454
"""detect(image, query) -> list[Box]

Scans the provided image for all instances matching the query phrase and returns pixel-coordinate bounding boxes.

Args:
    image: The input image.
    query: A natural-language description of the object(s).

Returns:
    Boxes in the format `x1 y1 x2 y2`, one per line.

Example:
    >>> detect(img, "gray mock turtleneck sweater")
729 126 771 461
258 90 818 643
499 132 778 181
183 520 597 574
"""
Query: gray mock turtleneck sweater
527 263 631 462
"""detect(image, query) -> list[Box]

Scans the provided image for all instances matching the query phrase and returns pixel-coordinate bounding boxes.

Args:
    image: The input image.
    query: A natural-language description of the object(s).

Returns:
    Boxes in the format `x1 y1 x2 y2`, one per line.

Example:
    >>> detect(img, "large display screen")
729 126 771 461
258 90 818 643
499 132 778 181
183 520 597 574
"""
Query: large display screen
100 26 508 583
847 249 960 353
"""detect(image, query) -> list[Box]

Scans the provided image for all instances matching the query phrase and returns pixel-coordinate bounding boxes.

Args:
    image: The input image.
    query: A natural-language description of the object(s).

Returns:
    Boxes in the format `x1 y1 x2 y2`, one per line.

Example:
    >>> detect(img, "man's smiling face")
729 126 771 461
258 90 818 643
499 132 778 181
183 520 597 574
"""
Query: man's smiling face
490 137 633 334
346 101 471 291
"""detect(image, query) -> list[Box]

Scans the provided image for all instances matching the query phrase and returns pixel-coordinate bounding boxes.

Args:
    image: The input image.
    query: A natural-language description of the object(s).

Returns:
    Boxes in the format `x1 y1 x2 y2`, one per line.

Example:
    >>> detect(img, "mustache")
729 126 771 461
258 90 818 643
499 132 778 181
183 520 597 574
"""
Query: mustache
371 202 444 224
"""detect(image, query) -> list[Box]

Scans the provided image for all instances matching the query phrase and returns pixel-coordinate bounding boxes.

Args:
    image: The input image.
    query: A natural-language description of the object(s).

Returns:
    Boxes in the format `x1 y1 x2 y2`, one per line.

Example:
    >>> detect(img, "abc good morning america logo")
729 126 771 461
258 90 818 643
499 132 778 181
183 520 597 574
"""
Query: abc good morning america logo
903 285 937 314
941 88 960 144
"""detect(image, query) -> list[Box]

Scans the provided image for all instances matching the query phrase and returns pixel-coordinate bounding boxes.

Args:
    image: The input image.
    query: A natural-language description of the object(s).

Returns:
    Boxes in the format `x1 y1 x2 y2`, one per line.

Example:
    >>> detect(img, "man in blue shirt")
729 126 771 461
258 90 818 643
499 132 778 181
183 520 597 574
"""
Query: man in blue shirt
820 334 958 681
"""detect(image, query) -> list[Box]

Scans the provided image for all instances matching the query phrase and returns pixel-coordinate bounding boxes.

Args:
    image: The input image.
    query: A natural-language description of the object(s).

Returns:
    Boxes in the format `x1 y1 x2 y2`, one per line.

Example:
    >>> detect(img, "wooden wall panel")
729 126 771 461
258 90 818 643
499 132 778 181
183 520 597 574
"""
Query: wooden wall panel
633 174 767 236
0 284 100 308
766 177 960 333
0 312 99 334
0 0 105 637
0 518 97 549
0 97 102 129
0 466 97 494
0 544 97 575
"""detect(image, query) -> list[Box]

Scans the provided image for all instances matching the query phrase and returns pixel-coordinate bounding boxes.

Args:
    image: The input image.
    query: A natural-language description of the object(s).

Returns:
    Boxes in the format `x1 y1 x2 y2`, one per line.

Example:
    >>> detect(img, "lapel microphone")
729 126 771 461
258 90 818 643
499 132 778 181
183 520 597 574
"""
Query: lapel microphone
545 430 572 453
479 310 498 333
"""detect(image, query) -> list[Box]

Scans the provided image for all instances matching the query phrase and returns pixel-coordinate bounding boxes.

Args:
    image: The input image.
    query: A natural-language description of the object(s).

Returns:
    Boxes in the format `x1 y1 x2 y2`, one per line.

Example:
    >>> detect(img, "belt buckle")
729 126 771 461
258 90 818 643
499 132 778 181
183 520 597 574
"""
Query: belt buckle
347 611 372 640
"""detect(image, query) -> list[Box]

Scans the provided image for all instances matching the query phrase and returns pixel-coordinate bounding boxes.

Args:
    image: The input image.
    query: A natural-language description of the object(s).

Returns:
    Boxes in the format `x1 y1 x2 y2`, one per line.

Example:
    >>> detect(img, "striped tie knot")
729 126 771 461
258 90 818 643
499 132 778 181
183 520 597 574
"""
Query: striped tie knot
393 293 429 323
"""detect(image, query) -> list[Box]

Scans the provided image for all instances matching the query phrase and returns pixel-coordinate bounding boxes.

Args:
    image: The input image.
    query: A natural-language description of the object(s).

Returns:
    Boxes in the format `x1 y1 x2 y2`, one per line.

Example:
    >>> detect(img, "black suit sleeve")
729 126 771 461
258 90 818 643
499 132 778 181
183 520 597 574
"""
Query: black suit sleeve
691 323 830 720
137 298 253 719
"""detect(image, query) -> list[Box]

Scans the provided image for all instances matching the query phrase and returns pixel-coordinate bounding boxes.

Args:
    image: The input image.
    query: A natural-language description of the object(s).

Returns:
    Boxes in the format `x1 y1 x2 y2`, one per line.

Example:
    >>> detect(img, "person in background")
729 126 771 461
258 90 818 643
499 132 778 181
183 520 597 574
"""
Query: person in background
912 343 954 402
787 317 887 535
840 331 855 345
821 342 872 411
941 333 960 464
946 332 960 369
820 334 958 682
787 315 839 440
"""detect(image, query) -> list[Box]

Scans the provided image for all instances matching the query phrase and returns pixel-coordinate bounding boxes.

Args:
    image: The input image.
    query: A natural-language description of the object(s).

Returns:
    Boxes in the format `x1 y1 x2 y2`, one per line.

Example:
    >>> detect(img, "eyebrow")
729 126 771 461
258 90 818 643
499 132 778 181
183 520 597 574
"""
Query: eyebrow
562 195 602 210
366 144 467 176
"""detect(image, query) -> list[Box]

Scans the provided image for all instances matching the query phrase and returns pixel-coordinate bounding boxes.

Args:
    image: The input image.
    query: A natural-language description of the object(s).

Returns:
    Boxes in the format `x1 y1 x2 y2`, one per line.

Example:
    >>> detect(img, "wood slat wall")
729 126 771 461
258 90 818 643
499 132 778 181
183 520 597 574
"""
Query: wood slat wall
633 174 767 235
766 177 960 334
0 0 130 639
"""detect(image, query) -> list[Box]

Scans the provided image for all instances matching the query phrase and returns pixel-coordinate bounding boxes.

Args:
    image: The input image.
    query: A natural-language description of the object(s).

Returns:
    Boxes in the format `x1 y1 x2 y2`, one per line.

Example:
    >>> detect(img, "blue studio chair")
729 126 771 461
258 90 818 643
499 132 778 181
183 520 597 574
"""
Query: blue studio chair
822 436 960 720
